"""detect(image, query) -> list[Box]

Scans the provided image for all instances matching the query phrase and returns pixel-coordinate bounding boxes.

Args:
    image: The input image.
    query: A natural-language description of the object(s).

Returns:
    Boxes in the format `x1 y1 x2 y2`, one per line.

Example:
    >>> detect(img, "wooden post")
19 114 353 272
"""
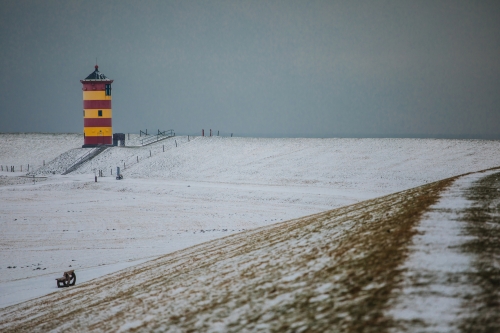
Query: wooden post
137 156 138 162
43 160 45 166
150 150 151 157
163 145 164 152
124 162 125 169
111 168 112 175
218 130 219 136
202 129 204 136
28 164 29 171
175 140 177 147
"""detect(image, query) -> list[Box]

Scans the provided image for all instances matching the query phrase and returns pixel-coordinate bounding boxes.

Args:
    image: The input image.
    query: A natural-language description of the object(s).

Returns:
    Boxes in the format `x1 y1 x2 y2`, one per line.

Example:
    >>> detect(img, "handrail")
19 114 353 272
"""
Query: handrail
75 147 97 164
140 129 174 146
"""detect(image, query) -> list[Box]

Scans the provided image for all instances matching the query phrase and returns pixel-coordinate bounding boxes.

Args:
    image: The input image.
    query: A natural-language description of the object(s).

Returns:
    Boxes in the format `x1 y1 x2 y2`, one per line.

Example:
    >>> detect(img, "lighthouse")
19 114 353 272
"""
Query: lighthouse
81 65 113 147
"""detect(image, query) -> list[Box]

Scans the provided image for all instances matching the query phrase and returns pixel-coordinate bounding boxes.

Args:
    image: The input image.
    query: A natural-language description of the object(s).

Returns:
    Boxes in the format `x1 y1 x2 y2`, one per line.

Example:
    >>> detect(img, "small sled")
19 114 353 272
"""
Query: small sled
56 270 76 288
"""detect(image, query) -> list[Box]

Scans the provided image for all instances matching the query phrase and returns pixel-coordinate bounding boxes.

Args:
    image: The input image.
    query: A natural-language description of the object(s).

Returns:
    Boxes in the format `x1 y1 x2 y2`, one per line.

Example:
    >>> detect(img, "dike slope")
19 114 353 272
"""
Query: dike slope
0 176 454 332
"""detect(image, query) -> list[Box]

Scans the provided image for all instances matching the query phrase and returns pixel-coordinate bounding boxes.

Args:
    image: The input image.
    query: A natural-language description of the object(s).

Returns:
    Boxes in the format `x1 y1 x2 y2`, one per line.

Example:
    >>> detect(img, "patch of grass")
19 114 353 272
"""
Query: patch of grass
459 172 500 333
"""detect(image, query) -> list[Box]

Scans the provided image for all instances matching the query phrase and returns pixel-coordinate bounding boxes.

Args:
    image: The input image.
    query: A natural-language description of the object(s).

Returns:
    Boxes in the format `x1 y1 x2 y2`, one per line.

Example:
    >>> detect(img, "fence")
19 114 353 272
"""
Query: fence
1 162 44 173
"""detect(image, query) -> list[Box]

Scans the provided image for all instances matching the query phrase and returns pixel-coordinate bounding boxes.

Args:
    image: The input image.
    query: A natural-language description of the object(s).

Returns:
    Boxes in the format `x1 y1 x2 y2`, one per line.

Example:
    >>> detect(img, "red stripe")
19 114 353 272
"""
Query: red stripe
81 81 113 91
84 136 112 145
83 100 111 109
84 118 112 127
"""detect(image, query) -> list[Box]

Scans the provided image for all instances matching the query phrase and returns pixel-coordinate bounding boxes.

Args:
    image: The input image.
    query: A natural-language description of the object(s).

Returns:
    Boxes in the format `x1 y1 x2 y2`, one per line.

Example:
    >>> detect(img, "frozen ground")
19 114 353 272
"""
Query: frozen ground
0 134 499 330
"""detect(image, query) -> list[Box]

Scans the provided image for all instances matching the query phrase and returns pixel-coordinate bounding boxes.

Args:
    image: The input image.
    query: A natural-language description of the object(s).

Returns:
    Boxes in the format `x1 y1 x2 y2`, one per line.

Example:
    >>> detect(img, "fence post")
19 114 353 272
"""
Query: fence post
137 156 138 162
150 150 151 157
163 145 164 152
124 162 125 169
43 160 45 166
111 168 112 175
218 130 219 136
175 140 177 147
28 164 29 171
202 129 204 136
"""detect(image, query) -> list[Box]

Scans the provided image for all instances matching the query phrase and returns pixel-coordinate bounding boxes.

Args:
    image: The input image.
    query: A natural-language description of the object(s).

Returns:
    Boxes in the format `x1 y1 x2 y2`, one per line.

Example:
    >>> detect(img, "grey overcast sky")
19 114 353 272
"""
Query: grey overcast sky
1 0 499 138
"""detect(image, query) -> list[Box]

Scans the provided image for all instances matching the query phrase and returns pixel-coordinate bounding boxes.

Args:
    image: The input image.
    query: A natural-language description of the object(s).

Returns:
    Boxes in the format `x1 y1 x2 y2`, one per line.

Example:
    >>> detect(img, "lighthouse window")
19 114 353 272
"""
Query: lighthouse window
105 84 111 96
98 110 103 117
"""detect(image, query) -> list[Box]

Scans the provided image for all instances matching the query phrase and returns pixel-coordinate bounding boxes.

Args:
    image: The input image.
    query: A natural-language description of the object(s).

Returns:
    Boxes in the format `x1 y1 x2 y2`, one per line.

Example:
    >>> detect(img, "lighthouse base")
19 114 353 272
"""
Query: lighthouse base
82 144 113 148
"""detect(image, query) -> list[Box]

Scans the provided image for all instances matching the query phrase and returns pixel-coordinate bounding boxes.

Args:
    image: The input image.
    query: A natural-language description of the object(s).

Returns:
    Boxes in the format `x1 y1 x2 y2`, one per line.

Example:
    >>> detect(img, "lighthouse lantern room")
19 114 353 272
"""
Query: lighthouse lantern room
81 65 113 147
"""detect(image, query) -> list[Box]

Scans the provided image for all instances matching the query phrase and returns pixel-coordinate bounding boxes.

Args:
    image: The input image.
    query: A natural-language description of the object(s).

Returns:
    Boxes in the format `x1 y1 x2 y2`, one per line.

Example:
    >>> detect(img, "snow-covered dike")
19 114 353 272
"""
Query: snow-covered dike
0 135 499 311
0 133 82 171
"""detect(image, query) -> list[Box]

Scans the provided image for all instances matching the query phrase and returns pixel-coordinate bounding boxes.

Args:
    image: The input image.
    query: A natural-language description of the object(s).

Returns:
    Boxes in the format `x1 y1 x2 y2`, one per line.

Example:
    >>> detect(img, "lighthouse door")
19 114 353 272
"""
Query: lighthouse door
98 130 104 145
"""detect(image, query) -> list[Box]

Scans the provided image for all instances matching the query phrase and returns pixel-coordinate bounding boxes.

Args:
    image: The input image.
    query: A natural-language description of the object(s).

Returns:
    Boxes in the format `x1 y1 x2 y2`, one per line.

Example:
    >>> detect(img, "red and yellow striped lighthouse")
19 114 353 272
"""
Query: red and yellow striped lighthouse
81 65 113 147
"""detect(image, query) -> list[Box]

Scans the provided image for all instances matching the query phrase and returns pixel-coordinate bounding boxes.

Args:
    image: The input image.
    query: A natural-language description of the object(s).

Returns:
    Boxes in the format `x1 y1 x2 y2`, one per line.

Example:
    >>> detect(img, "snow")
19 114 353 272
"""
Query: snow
1 134 500 310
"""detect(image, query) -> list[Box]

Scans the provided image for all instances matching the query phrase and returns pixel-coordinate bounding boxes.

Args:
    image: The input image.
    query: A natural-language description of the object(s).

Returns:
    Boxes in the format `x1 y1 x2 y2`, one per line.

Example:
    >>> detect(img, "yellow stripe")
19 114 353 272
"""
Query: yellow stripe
83 91 112 100
83 109 112 118
83 127 112 136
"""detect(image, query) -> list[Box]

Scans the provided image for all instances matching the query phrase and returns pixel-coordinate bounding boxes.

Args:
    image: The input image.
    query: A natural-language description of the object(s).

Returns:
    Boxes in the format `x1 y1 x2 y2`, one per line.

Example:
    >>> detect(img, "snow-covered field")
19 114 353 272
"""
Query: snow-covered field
0 134 499 331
